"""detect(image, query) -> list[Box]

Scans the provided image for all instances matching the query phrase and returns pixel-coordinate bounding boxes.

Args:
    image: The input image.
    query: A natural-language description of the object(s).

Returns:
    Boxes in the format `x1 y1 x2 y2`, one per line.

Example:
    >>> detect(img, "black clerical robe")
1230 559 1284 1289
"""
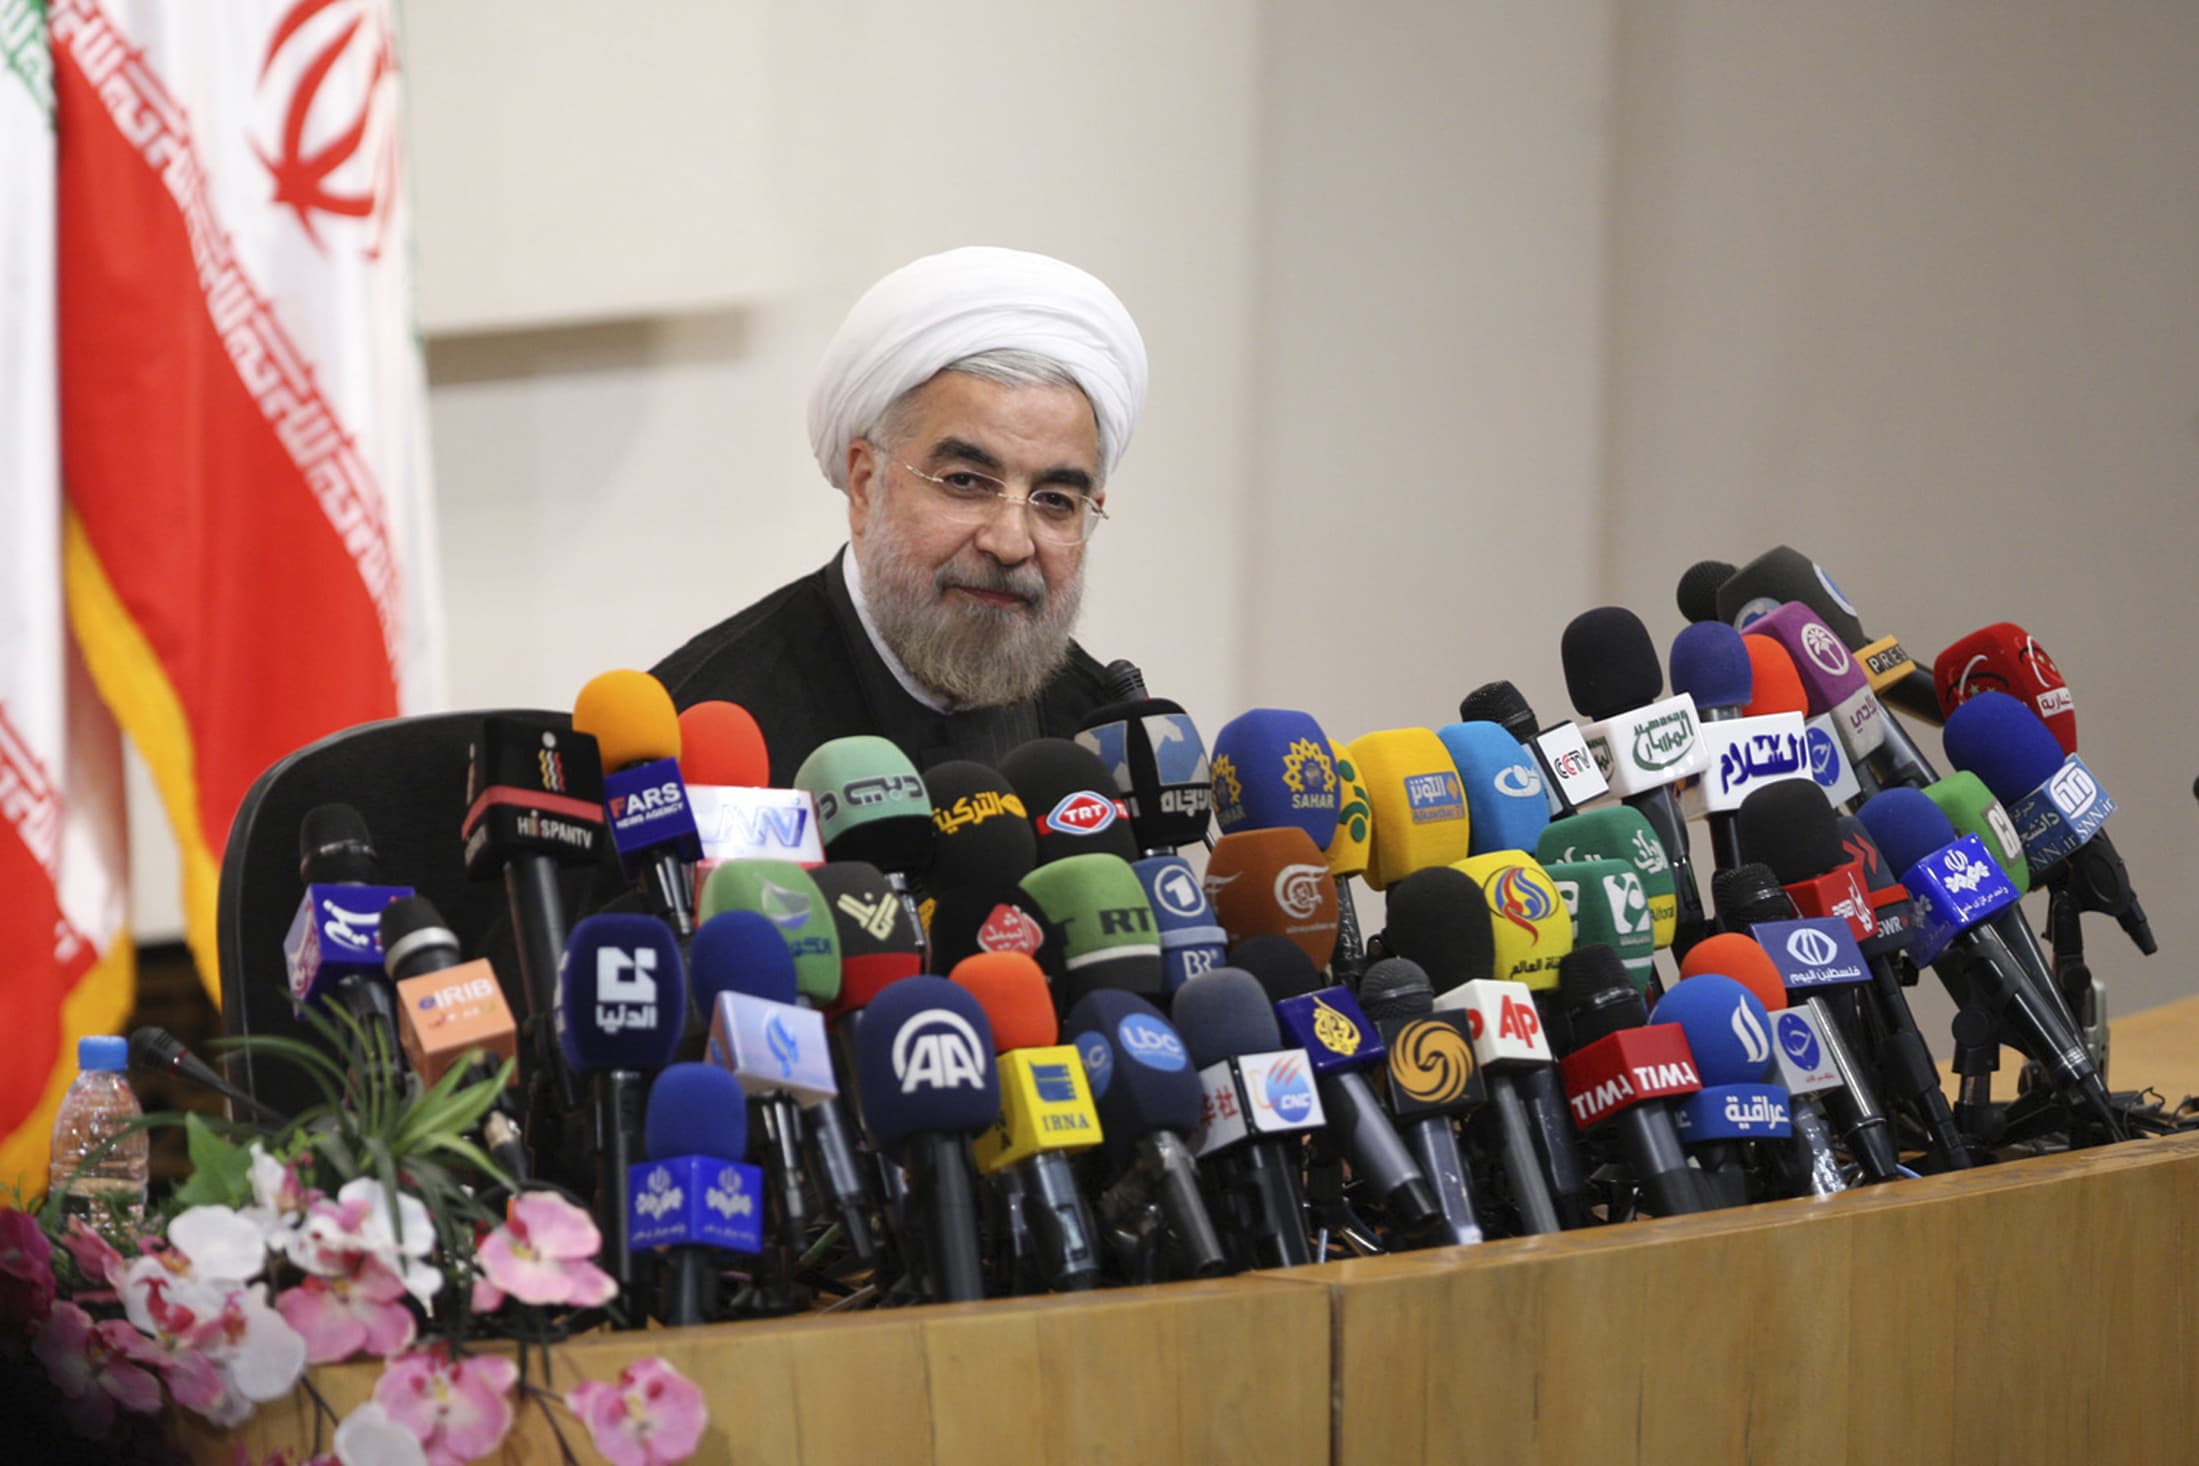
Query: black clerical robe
651 548 1115 783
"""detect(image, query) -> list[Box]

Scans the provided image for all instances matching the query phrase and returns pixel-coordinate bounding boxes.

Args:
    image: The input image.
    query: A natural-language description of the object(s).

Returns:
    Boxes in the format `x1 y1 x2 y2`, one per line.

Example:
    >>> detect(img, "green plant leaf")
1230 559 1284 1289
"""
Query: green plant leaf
172 1113 255 1209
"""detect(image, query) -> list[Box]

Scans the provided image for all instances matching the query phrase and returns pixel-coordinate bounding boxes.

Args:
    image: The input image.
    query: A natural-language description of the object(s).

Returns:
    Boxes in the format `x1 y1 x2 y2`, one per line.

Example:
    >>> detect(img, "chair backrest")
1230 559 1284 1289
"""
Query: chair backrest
216 709 569 1118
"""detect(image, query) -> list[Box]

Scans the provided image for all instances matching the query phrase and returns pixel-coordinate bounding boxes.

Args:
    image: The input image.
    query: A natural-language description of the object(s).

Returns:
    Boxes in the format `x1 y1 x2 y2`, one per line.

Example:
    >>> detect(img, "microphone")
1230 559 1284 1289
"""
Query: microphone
1645 974 1790 1208
1170 967 1320 1268
1676 559 1738 624
461 713 607 1112
556 912 688 1296
1000 738 1139 865
1324 738 1377 882
1459 681 1609 819
1561 606 1711 954
924 760 1038 899
128 1027 288 1129
1935 622 2077 755
1061 990 1227 1279
1102 658 1150 702
1924 772 2033 894
1202 827 1340 972
575 670 704 937
1676 935 1848 1197
1210 708 1342 849
1342 728 1471 890
1235 936 1441 1234
696 860 844 1005
952 953 1105 1292
1943 690 2152 954
1075 697 1215 855
1543 857 1655 993
281 804 410 1066
679 700 824 869
1553 945 1711 1217
1016 853 1164 1006
794 735 935 965
927 878 1065 980
1453 851 1575 992
1714 544 1942 726
1429 976 1568 1234
1743 632 1866 809
1358 958 1485 1247
1742 603 1937 794
381 897 529 1183
1131 855 1228 996
1854 790 2122 1140
810 861 928 1015
1438 720 1551 857
632 1063 763 1326
1536 805 1677 951
1672 621 1809 868
694 911 834 1276
854 976 1001 1302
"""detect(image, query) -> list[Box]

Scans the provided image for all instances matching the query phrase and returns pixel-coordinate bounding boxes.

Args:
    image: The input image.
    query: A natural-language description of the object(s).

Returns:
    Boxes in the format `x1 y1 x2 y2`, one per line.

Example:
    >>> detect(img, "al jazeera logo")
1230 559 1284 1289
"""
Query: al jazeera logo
1390 1020 1474 1105
1309 994 1361 1057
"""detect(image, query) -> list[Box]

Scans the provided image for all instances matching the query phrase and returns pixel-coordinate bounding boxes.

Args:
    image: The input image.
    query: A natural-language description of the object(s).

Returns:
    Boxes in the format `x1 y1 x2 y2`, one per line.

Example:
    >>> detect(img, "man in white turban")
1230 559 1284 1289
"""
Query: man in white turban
652 247 1148 782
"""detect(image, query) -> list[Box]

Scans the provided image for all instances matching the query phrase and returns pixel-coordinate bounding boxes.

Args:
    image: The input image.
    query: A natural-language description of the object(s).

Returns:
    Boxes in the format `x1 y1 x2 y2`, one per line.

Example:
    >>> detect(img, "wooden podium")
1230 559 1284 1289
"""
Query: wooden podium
188 999 2199 1466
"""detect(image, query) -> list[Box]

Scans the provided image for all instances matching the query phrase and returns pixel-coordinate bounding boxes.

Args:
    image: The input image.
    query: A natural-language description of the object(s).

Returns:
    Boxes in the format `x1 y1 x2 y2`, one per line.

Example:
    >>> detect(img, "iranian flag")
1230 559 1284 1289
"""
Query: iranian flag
0 0 129 1193
49 0 443 1018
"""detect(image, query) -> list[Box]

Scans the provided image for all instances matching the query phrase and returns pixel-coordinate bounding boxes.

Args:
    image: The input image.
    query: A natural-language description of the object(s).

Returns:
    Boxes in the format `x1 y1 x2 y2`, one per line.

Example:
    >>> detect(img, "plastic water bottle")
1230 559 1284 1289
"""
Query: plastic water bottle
49 1035 148 1228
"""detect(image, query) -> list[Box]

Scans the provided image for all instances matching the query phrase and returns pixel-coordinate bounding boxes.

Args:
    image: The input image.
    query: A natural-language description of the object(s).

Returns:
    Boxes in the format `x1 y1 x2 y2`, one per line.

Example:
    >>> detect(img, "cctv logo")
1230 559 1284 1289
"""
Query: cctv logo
891 1009 987 1093
597 946 657 1005
2048 763 2099 819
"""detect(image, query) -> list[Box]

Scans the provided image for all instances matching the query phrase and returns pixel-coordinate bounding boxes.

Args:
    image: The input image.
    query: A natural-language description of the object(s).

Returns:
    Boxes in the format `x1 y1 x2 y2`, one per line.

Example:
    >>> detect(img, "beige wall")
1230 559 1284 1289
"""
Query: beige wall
131 4 2199 1039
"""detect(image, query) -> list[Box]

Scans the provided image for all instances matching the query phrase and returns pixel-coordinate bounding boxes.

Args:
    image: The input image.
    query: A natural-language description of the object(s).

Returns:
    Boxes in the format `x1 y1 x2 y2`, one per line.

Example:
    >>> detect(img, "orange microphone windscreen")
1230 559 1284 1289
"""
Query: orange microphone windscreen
678 700 771 786
1203 826 1339 971
574 669 681 770
950 951 1058 1052
1741 636 1807 719
1678 932 1787 1012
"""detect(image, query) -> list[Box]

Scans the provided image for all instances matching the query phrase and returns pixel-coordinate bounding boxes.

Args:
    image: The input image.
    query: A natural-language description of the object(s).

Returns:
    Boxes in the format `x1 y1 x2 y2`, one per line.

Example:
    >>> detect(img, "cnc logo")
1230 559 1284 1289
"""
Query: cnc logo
1776 1011 1822 1070
1148 863 1209 921
1259 1055 1316 1123
1800 623 1850 677
635 1167 682 1221
1494 763 1543 799
254 0 404 257
2048 763 2099 819
1044 791 1120 836
1483 866 1557 941
1281 738 1338 813
1118 1013 1188 1071
1275 863 1329 921
1941 848 1990 896
1309 994 1362 1057
1391 1020 1473 1105
976 903 1044 955
890 1009 987 1092
836 892 900 941
1785 927 1840 969
706 1167 756 1220
1730 999 1772 1066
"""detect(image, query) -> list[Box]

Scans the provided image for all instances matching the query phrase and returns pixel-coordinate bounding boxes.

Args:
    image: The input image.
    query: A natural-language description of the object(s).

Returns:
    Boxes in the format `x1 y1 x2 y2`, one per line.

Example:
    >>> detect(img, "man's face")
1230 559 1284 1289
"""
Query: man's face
845 371 1103 707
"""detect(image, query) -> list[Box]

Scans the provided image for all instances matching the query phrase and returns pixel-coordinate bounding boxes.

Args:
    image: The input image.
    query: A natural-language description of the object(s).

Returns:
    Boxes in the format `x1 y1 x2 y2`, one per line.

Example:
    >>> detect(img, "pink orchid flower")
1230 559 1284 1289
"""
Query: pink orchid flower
277 1253 419 1363
375 1346 519 1466
242 1143 321 1250
471 1192 615 1311
566 1357 709 1466
285 1179 441 1307
0 1204 57 1324
332 1399 429 1466
62 1214 130 1298
33 1300 166 1440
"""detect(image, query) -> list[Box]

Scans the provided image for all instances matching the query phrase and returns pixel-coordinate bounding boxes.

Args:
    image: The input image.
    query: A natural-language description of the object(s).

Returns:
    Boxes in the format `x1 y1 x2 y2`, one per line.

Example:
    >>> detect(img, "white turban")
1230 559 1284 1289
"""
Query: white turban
807 246 1148 490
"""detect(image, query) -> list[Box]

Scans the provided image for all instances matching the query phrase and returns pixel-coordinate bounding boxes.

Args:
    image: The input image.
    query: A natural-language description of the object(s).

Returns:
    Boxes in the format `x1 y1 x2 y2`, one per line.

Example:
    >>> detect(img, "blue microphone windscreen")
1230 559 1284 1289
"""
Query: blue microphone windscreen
557 913 687 1073
1134 855 1228 995
688 910 800 1007
1941 690 2067 805
643 1061 749 1161
1669 621 1754 712
1437 720 1550 856
1210 708 1340 849
854 976 1000 1149
1169 967 1281 1067
1064 989 1201 1156
1855 788 1960 876
1650 974 1773 1085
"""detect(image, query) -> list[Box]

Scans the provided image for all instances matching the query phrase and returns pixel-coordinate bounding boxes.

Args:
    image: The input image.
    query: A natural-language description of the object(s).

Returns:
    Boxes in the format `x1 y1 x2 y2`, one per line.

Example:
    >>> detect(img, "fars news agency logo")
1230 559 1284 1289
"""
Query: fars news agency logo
891 1009 988 1092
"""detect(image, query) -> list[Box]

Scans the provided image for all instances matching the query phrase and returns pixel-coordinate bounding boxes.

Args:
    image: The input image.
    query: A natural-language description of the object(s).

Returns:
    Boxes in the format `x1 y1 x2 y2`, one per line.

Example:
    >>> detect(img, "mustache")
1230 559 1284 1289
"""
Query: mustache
935 557 1048 608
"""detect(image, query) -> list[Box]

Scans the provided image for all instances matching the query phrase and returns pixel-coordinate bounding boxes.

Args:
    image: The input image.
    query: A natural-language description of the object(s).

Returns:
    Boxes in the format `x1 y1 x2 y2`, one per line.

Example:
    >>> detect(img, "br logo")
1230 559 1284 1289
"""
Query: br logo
253 0 405 257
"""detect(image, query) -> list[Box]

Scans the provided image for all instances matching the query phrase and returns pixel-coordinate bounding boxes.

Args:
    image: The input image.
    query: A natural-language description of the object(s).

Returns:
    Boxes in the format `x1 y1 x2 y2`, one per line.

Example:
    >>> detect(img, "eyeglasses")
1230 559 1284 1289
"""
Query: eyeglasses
897 462 1109 546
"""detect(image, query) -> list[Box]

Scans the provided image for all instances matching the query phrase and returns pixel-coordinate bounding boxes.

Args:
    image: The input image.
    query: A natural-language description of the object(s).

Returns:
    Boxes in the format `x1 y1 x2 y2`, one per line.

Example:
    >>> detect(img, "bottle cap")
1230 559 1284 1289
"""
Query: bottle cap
78 1035 128 1072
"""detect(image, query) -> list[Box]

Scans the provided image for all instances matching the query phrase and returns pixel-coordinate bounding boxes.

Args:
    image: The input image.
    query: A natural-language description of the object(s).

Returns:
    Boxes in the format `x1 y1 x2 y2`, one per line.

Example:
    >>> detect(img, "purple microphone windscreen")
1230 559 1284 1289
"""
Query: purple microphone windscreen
689 909 800 1007
644 1061 749 1161
1562 607 1664 720
557 913 687 1073
1209 708 1342 849
1940 691 2068 806
1669 621 1753 713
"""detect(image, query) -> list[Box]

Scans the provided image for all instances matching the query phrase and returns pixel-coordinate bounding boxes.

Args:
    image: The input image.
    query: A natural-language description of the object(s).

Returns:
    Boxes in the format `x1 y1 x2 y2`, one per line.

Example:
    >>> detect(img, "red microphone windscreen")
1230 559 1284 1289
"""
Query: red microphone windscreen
1741 636 1807 719
678 700 771 785
951 951 1059 1052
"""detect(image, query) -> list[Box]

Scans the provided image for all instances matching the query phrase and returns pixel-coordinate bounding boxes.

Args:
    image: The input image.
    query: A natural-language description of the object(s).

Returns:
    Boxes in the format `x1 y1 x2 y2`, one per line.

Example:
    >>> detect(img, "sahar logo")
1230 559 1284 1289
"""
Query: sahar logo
1274 864 1329 922
1211 754 1246 824
1280 739 1338 812
1630 709 1696 771
1333 750 1372 845
254 0 404 257
890 1009 987 1092
1800 622 1850 677
1484 866 1557 942
1309 994 1362 1056
1392 1020 1473 1104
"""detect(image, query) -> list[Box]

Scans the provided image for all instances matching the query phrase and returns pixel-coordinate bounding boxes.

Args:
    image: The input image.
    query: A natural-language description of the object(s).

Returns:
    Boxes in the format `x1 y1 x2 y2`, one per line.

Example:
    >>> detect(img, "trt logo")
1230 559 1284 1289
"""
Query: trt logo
1046 791 1120 835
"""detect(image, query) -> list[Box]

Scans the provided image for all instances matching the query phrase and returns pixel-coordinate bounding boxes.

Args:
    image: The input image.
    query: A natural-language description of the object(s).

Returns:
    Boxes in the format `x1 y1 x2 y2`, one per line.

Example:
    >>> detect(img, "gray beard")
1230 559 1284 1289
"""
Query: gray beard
857 515 1085 709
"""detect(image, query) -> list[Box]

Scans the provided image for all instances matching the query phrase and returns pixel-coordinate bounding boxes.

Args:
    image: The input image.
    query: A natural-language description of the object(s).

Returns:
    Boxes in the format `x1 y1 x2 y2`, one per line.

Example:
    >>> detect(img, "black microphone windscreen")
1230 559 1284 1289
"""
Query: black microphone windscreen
299 802 378 884
1000 738 1139 865
1230 934 1322 1001
1561 607 1665 720
923 760 1037 894
1557 944 1646 1042
1381 866 1495 990
1170 968 1282 1066
379 895 459 977
1711 863 1792 931
1357 957 1434 1021
1102 659 1150 703
1736 779 1846 885
1676 560 1736 624
1459 681 1538 743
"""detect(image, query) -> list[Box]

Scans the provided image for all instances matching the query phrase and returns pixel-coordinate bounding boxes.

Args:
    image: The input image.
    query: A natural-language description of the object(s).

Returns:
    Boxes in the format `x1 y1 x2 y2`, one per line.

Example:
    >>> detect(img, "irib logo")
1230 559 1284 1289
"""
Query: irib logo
891 1010 987 1092
1942 848 1989 895
1801 623 1850 677
1275 864 1329 921
2048 763 2098 819
1786 927 1840 968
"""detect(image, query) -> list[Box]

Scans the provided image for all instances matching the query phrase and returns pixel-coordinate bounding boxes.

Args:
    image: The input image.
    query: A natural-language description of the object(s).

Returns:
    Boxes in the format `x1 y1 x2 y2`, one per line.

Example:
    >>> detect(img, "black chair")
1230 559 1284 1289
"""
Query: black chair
216 709 572 1119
